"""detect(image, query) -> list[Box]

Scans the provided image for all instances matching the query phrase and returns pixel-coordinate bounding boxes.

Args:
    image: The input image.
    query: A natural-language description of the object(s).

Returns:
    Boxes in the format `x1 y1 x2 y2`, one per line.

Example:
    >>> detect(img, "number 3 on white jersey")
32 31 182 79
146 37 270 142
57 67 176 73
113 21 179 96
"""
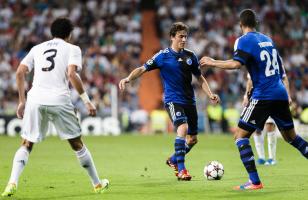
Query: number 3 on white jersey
260 49 279 77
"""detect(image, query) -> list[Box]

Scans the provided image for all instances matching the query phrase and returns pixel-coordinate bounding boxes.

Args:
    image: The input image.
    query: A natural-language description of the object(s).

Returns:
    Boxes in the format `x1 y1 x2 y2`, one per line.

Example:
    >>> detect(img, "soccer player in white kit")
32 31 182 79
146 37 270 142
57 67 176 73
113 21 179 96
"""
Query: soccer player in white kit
243 73 291 166
1 18 109 197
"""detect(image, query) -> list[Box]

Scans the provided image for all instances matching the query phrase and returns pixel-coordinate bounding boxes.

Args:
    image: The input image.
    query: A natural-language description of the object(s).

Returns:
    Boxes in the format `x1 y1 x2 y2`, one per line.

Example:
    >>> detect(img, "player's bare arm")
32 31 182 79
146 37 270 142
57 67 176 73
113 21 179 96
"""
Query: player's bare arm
200 57 242 70
68 64 96 116
119 66 147 91
16 64 29 119
197 75 220 104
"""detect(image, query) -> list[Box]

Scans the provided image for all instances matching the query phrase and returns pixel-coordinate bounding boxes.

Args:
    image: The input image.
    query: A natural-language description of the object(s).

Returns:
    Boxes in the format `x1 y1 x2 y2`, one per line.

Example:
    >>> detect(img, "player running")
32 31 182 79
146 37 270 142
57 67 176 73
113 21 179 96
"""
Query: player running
1 18 109 197
200 9 308 190
119 22 220 181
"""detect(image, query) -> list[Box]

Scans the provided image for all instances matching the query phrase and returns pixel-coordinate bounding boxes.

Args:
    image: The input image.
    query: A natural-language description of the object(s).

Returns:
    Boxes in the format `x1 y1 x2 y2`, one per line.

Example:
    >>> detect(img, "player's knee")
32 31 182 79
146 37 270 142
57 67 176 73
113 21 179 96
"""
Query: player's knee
234 127 251 140
68 137 83 151
280 129 296 143
176 123 188 136
21 139 33 152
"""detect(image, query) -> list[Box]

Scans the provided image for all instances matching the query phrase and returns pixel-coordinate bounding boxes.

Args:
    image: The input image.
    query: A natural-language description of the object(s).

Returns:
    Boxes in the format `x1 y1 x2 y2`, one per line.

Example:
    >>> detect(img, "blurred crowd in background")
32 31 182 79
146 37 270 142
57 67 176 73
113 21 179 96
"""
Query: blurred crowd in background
0 0 307 133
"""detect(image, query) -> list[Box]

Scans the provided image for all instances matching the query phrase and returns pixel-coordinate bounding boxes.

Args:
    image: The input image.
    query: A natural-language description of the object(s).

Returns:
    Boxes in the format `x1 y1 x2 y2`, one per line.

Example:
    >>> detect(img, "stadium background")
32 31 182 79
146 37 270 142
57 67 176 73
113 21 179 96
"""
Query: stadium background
0 0 307 136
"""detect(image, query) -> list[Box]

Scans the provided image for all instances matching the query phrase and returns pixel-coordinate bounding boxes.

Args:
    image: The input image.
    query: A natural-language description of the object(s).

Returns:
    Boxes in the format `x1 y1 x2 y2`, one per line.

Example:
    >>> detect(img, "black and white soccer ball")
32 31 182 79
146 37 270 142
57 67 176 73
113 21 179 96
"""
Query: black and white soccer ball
204 161 224 180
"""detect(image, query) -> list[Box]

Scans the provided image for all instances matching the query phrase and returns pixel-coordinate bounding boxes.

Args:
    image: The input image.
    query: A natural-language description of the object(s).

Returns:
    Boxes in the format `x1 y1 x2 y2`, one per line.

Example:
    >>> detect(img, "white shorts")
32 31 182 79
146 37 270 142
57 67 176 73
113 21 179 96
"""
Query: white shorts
266 116 275 124
21 102 81 143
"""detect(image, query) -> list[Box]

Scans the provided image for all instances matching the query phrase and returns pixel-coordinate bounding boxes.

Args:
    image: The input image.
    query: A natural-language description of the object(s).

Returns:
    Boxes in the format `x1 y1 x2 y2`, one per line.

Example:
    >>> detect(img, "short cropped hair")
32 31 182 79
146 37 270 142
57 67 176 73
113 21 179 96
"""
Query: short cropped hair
50 17 74 39
169 22 189 37
239 9 258 28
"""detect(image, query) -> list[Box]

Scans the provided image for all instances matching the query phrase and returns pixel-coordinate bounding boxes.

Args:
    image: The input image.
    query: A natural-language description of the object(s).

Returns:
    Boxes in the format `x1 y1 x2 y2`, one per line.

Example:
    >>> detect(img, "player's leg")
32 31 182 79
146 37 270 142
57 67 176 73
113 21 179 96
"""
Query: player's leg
1 140 33 197
253 129 266 165
68 136 108 193
234 99 267 190
264 120 277 165
169 104 198 162
2 103 47 197
53 104 108 193
280 128 308 158
271 101 308 159
234 128 263 190
165 102 191 180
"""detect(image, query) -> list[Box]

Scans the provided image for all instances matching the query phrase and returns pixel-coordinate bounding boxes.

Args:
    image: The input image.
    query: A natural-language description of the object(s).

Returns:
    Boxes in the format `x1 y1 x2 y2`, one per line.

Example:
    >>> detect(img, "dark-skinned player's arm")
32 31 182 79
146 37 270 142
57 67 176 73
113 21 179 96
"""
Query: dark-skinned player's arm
196 75 220 104
118 66 147 91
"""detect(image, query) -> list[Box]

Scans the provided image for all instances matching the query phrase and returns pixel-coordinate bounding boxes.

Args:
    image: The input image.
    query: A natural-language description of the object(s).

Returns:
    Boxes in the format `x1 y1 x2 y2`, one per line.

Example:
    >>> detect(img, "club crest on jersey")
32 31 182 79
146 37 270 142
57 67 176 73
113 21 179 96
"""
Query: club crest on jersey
186 58 192 65
146 59 153 65
176 112 182 117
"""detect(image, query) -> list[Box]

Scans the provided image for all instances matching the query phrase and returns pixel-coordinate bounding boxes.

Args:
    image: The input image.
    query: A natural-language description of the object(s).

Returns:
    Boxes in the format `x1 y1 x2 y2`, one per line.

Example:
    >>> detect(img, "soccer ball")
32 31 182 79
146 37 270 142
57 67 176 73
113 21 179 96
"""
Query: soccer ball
204 161 224 180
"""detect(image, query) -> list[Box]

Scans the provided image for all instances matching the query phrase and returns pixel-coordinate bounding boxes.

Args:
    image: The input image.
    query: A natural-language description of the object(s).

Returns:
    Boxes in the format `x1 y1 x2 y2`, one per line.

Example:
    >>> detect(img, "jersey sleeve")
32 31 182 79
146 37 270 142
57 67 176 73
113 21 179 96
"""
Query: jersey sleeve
233 38 251 65
68 45 82 71
143 50 163 71
20 48 35 71
191 53 201 77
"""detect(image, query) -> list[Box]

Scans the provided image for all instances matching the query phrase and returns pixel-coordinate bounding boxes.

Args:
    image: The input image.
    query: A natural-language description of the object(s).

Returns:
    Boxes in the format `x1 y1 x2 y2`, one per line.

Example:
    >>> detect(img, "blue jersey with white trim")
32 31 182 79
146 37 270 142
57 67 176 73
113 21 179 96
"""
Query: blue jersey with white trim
144 48 201 105
233 32 288 100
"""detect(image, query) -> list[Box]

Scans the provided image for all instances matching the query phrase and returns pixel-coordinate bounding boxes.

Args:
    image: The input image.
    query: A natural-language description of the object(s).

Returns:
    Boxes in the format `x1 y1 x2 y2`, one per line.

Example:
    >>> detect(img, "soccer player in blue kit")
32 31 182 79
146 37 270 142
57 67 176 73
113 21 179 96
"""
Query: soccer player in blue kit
200 9 308 190
119 22 220 181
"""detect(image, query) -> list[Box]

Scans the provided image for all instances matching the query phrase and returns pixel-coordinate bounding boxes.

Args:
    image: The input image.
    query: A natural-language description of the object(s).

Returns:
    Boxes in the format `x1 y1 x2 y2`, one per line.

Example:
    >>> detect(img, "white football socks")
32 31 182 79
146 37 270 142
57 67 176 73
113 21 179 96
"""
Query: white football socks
8 146 30 185
253 132 265 160
267 131 277 160
75 145 100 186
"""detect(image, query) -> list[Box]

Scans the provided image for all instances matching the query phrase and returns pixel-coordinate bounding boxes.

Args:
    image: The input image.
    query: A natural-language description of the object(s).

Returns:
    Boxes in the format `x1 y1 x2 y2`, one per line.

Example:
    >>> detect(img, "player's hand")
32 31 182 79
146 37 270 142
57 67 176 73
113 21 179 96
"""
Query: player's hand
242 95 249 107
200 56 215 67
16 102 26 119
119 78 130 91
85 102 96 117
210 94 220 104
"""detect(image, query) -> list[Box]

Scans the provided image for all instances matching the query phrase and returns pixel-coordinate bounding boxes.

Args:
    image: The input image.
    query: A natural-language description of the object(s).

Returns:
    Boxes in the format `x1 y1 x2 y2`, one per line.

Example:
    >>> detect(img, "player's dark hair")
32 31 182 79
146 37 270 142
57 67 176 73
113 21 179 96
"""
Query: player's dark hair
50 17 74 39
239 9 258 28
169 22 189 37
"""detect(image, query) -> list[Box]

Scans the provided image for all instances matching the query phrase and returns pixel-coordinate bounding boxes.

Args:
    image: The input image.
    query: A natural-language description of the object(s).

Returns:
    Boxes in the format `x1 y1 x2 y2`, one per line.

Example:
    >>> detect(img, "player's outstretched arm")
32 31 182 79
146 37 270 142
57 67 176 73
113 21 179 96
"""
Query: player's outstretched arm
197 75 220 104
200 57 242 70
68 65 96 116
16 64 29 119
119 66 147 91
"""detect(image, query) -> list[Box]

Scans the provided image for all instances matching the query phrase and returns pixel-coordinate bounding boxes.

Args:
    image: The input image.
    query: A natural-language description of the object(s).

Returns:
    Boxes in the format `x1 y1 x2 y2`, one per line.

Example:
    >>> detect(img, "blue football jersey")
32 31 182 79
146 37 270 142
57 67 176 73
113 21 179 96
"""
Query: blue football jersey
144 48 201 105
233 32 288 100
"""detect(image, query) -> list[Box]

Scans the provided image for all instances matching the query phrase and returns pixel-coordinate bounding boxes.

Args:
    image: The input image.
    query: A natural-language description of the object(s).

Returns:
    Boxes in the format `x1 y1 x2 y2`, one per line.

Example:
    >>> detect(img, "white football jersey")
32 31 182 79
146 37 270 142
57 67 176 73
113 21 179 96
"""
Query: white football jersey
21 38 82 105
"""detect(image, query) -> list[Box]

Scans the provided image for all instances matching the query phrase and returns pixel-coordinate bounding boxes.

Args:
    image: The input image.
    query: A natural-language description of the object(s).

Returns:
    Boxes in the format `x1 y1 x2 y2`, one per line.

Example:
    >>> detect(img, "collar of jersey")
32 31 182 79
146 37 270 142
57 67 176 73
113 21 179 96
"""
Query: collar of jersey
53 37 65 41
168 47 184 56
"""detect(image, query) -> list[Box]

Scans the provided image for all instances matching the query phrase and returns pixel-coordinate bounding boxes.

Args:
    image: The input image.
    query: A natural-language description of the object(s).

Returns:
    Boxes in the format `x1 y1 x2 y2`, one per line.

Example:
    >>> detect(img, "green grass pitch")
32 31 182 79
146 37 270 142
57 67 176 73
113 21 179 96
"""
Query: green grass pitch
0 134 307 200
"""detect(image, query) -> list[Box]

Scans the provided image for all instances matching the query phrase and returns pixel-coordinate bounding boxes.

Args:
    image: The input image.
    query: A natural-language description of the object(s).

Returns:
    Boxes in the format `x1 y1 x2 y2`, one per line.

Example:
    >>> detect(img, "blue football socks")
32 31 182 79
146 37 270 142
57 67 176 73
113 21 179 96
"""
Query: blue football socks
174 137 186 172
170 142 194 164
236 138 261 185
290 135 308 159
